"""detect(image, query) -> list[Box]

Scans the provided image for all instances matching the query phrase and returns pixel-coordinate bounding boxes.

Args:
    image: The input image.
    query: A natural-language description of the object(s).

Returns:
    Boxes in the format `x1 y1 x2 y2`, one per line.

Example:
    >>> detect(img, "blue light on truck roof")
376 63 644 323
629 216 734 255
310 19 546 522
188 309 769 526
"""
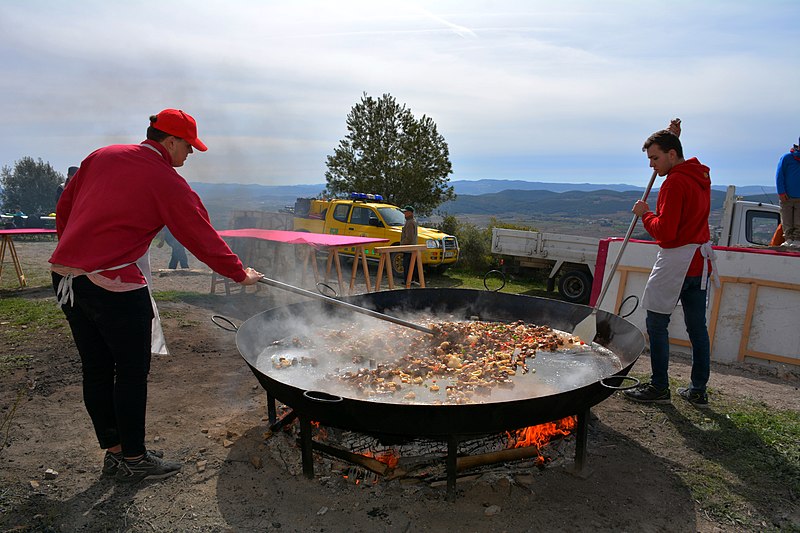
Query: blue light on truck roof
349 192 384 202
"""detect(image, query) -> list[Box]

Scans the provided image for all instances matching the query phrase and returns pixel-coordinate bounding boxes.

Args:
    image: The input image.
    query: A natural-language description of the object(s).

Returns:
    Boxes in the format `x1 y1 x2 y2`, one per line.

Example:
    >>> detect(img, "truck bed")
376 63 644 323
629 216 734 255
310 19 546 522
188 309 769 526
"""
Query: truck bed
491 228 600 265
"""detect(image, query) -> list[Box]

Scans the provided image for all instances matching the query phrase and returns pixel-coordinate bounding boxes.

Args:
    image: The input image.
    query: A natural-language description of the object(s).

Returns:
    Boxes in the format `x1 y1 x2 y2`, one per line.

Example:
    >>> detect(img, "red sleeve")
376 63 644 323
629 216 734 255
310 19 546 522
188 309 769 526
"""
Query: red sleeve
155 179 246 282
641 181 684 244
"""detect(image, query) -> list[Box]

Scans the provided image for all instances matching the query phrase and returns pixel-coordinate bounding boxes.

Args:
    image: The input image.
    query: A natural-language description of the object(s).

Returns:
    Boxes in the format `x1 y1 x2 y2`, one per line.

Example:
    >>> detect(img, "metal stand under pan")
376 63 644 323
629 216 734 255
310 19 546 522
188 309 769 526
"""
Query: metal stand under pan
265 391 594 501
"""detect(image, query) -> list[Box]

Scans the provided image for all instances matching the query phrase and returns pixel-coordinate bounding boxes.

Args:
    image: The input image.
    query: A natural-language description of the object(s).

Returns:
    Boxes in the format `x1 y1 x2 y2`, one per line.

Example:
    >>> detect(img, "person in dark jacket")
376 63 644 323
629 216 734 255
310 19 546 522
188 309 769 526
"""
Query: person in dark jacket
163 228 189 269
775 137 800 248
55 166 79 207
400 205 418 285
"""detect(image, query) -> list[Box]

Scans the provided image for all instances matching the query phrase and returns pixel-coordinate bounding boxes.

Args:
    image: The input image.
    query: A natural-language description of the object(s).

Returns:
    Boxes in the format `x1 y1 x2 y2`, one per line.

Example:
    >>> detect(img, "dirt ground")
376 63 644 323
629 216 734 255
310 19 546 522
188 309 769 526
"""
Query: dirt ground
1 240 799 532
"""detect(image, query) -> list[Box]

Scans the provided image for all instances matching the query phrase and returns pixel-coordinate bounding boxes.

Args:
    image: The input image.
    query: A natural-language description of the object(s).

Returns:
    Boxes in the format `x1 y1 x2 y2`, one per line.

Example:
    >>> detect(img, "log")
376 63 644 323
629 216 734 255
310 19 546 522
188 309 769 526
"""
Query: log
456 445 543 471
307 440 389 475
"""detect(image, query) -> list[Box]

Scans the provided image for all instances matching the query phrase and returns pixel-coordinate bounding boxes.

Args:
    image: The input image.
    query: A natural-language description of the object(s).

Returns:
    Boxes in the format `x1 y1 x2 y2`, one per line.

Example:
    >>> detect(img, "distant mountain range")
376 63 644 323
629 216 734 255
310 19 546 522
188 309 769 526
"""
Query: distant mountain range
450 179 776 198
188 179 781 228
191 179 776 199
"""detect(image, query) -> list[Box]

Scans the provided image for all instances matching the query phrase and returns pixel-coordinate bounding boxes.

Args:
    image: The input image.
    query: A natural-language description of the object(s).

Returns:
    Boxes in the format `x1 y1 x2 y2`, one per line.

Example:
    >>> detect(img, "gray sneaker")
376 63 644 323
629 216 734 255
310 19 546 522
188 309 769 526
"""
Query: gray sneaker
622 383 671 404
115 450 181 483
102 451 123 477
677 387 709 408
103 449 164 477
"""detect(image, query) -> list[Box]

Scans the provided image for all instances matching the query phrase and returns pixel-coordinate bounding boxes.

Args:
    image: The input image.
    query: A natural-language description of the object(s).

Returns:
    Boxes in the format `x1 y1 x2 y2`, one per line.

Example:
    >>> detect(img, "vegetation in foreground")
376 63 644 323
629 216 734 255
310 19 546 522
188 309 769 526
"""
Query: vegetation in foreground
616 371 800 531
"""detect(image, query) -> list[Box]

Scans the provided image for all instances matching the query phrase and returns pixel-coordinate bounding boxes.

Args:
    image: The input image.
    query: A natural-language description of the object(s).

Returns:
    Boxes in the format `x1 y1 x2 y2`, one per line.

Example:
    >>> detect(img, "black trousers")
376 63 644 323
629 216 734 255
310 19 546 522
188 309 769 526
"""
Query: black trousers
53 273 153 457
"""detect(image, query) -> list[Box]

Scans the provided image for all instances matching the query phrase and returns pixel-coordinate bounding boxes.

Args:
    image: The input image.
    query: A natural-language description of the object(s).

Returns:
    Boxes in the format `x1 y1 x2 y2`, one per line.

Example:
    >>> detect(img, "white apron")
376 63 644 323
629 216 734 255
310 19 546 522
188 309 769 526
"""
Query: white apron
642 242 719 314
135 251 169 355
56 250 168 355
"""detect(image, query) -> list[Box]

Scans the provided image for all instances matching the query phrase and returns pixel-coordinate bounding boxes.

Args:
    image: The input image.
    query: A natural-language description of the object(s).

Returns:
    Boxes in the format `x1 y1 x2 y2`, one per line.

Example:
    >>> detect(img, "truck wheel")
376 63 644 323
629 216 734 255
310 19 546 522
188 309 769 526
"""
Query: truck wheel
391 252 405 279
558 270 592 304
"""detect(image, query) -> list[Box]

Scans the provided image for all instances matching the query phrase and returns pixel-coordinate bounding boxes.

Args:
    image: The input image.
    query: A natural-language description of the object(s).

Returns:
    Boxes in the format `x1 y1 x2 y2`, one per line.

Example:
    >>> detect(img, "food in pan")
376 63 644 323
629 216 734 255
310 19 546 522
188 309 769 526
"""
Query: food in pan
269 319 588 404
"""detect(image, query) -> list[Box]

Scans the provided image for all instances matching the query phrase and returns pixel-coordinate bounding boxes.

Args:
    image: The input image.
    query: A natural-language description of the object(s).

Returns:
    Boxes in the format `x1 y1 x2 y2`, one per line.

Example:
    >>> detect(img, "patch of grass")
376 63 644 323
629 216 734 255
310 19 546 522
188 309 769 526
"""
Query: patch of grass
679 461 746 524
0 297 63 328
675 394 799 529
428 268 552 296
152 290 223 306
153 290 203 302
158 308 200 328
0 297 64 373
626 372 799 529
0 298 64 344
727 403 800 467
0 353 33 373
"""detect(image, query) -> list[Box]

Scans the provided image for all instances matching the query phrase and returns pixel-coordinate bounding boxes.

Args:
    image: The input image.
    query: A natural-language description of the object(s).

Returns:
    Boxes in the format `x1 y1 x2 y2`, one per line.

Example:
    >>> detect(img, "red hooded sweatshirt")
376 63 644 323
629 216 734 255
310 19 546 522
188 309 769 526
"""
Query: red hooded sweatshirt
641 157 711 277
50 140 246 285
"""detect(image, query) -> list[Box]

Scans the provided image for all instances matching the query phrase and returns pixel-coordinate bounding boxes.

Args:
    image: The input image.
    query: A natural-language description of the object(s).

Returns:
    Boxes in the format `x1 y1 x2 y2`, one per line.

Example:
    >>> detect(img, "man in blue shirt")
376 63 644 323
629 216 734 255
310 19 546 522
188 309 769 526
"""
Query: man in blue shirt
776 137 800 248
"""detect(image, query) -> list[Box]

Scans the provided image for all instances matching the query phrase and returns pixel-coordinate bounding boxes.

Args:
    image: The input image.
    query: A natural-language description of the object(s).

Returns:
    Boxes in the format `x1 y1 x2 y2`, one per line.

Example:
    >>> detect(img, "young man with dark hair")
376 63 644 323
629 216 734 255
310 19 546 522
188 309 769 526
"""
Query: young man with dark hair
623 121 717 408
50 109 263 483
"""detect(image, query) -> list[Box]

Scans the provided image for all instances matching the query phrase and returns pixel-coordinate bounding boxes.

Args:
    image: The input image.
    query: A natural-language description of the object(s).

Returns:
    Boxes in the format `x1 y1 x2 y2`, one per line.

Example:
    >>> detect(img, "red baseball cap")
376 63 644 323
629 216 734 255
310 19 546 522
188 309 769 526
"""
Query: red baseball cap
150 109 208 152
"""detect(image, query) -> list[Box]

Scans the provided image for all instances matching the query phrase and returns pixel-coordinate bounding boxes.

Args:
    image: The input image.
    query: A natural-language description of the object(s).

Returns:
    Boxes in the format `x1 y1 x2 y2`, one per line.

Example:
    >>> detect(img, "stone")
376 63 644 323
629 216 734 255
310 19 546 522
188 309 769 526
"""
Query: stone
484 504 501 516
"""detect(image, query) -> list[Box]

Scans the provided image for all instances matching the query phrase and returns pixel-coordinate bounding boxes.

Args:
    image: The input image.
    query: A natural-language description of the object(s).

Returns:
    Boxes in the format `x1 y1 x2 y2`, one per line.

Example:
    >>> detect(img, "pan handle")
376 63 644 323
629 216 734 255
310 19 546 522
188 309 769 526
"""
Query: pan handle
600 375 640 390
483 269 506 292
315 282 338 298
211 315 239 332
303 390 344 403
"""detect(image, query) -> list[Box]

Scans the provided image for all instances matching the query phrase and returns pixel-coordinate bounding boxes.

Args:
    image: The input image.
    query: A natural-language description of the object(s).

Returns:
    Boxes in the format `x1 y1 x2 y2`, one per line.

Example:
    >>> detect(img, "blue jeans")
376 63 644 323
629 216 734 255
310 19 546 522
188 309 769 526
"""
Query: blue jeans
645 276 710 392
169 243 189 269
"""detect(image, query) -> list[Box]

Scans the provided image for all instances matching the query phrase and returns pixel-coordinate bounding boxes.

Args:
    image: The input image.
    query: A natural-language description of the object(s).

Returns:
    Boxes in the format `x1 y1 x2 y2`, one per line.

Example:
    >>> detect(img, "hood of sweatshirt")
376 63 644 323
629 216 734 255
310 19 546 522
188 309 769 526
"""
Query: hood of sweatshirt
670 157 711 192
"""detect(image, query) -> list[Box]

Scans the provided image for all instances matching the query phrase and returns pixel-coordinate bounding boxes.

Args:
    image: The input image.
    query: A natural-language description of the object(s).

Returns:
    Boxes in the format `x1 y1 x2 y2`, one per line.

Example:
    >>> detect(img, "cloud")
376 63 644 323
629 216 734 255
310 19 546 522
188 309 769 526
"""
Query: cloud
0 0 798 187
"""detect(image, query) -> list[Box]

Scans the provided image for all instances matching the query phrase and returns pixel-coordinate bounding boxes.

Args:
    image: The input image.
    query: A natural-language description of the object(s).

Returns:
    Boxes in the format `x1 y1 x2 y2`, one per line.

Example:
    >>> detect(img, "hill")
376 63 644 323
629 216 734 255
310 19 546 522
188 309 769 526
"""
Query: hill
187 180 780 235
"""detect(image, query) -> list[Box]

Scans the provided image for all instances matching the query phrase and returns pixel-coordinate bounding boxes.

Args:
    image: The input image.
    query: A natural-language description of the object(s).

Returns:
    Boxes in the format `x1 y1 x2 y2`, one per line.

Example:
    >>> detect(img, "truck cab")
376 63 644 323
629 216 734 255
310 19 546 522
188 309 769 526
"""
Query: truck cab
294 193 459 275
717 185 781 247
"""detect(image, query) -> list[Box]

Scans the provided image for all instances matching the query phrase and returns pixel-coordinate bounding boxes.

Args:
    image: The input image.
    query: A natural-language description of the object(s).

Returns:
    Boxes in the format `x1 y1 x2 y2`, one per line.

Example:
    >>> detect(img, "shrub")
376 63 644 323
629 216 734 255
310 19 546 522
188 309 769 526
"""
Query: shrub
434 216 536 273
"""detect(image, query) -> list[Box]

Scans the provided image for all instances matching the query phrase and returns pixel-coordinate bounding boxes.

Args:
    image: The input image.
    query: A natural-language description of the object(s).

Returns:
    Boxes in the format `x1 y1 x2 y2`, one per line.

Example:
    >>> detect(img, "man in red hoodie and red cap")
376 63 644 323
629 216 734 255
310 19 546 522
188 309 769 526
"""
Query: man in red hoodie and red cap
623 120 717 408
50 109 263 483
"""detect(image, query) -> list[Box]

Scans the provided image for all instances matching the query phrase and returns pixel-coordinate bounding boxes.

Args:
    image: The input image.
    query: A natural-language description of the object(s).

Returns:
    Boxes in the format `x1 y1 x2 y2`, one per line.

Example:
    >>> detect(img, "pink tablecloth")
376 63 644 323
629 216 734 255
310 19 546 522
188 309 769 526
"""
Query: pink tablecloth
0 228 58 236
217 228 388 248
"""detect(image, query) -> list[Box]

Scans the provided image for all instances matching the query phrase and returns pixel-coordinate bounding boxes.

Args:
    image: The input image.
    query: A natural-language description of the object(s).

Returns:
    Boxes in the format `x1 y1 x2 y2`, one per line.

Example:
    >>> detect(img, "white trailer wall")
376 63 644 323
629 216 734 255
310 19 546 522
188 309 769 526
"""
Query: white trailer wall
595 239 800 367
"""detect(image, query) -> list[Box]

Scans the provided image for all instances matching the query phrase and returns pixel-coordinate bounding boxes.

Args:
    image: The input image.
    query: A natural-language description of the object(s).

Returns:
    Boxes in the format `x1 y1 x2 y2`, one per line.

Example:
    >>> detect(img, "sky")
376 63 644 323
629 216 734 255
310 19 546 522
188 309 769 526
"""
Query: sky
1 0 798 188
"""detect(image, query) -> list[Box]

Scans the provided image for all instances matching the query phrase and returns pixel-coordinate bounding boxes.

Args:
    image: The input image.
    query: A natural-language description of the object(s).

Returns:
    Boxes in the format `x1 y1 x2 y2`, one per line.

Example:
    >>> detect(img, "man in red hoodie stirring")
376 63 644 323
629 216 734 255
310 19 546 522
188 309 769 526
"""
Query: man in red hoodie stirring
623 121 717 408
50 109 263 482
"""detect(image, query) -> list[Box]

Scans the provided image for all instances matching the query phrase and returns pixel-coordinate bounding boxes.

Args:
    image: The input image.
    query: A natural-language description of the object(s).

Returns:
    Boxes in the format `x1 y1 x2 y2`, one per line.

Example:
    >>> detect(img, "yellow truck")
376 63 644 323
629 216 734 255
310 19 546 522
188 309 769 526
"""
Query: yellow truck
292 193 459 276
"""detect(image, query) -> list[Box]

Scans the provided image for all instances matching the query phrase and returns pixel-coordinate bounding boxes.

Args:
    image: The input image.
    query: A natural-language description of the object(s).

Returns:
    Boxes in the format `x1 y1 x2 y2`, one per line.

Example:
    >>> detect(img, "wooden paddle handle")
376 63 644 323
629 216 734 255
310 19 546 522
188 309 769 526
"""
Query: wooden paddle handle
593 117 681 310
257 277 436 335
592 169 659 311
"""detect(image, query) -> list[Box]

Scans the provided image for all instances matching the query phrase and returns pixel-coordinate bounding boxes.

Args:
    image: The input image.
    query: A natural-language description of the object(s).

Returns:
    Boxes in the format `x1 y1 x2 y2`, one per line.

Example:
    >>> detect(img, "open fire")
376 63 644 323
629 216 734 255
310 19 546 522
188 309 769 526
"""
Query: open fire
293 415 577 485
508 416 576 450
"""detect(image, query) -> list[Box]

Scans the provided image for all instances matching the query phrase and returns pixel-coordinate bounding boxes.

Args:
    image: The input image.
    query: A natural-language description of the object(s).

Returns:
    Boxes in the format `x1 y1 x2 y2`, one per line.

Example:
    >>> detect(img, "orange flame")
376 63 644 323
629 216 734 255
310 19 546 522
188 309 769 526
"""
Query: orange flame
363 450 400 469
309 420 329 440
506 416 576 449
